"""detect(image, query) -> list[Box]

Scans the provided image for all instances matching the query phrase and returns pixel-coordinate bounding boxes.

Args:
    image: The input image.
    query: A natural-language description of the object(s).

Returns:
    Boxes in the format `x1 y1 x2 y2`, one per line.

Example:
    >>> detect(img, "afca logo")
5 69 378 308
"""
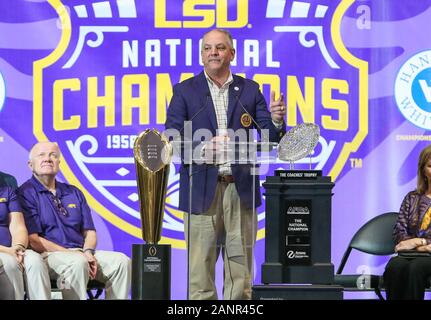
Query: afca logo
395 50 431 129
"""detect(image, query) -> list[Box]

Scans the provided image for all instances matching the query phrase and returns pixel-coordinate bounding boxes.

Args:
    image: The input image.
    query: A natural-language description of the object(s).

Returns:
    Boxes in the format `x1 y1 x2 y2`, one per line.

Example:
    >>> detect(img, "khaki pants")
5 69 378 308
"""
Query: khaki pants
45 250 131 300
185 182 257 300
0 250 51 300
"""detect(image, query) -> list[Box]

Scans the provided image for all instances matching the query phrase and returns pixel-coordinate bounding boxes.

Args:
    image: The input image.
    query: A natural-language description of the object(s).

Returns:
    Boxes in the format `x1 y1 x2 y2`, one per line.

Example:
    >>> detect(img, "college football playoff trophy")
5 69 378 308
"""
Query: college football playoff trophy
131 129 172 300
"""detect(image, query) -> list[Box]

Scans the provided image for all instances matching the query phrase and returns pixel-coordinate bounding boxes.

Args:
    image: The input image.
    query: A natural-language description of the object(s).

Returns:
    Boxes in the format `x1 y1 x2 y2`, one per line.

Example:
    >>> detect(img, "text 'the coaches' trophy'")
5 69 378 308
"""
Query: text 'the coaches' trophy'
132 129 172 300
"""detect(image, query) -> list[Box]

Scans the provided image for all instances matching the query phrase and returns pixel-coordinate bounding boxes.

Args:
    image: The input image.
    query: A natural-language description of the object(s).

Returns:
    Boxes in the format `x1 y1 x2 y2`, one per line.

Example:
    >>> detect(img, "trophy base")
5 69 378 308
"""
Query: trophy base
131 244 171 300
261 262 334 284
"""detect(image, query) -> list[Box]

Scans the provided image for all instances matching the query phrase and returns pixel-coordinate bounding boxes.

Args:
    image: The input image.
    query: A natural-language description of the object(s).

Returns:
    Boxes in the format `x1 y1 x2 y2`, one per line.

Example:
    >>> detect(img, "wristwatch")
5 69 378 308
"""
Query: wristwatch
83 248 96 255
14 243 26 251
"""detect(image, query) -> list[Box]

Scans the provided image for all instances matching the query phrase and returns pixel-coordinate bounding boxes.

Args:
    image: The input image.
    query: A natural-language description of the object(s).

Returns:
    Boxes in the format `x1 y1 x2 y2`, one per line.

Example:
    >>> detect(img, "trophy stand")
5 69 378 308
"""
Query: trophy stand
132 243 171 300
131 129 172 300
253 123 343 300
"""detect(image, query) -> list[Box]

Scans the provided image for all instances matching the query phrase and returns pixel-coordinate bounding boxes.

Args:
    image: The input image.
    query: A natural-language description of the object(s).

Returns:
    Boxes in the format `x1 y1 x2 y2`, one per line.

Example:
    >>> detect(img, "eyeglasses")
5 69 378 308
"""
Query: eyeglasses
50 193 68 217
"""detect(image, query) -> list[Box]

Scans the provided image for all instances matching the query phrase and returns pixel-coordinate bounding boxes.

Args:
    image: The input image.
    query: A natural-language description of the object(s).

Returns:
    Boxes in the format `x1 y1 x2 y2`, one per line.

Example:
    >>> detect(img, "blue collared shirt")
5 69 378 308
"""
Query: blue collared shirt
17 176 95 248
0 186 23 246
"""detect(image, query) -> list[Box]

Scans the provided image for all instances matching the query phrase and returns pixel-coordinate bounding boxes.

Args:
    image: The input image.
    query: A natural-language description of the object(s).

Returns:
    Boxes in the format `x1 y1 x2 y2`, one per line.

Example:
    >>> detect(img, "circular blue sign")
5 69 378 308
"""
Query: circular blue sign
412 67 431 113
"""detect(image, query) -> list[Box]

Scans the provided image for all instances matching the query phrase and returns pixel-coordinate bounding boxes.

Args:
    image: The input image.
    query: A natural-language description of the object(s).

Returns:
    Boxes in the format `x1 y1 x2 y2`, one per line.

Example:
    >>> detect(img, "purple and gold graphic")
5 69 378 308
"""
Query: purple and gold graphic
1 0 431 299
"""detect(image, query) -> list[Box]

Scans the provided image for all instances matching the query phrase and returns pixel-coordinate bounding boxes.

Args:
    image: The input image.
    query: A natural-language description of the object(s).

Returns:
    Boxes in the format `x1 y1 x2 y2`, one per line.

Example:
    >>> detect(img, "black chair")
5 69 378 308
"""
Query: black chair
86 280 105 299
334 212 398 300
50 279 105 299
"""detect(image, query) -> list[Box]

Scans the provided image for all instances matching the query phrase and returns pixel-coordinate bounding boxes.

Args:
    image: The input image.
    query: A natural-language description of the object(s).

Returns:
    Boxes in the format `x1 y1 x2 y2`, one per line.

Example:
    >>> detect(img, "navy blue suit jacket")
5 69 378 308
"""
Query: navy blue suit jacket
165 72 285 214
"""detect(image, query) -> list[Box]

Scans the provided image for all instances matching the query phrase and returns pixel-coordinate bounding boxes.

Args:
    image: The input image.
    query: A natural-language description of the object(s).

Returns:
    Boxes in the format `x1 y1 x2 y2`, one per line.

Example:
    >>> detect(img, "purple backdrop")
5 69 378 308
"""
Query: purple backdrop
1 0 431 299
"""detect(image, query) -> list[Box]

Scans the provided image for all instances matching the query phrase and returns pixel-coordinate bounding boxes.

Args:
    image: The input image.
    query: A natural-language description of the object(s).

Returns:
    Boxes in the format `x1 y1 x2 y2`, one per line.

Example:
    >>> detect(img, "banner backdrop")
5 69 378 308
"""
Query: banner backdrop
1 0 431 298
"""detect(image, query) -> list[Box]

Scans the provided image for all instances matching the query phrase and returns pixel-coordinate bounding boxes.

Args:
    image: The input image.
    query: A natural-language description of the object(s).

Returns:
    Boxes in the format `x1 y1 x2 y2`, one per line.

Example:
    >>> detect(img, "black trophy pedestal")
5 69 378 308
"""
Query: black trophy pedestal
132 244 171 300
255 171 341 299
261 171 334 284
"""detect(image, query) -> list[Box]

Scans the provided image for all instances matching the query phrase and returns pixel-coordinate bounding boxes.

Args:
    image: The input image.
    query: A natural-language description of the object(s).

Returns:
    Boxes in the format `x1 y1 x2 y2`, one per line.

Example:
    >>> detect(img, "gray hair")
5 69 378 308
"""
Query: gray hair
201 29 234 50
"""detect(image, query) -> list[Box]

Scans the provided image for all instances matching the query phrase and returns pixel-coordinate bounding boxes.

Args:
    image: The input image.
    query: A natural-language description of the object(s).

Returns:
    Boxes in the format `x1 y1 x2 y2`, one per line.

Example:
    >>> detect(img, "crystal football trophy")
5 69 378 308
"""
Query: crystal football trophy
131 129 172 300
278 123 320 169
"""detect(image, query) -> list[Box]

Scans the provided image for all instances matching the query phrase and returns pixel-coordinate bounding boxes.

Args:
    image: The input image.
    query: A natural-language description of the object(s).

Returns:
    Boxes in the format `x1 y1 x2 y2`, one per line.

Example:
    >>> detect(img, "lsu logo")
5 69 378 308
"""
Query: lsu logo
34 0 367 248
395 50 431 129
155 0 249 29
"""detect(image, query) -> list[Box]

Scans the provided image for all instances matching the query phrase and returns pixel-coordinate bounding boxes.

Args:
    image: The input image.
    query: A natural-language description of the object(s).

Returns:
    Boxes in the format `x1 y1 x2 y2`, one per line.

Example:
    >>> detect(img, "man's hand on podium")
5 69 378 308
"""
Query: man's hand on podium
201 135 231 165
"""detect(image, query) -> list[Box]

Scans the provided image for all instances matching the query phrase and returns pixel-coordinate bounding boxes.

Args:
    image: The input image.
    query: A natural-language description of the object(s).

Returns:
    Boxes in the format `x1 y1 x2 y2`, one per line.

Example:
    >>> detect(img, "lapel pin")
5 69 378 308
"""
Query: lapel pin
241 113 252 128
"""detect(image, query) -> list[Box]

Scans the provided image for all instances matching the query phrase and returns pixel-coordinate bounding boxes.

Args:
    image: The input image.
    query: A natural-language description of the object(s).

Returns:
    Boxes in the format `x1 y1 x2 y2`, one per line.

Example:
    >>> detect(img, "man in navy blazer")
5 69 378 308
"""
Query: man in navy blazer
165 29 286 300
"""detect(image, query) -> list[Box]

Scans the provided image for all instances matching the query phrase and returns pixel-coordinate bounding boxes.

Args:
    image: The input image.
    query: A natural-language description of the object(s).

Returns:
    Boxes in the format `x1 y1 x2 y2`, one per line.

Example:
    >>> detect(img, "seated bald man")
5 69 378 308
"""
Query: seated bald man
17 142 131 300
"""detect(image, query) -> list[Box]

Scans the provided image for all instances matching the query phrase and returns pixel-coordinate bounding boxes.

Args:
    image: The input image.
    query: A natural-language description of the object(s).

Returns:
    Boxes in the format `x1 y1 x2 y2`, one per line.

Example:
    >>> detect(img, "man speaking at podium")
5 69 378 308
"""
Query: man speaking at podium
165 29 286 300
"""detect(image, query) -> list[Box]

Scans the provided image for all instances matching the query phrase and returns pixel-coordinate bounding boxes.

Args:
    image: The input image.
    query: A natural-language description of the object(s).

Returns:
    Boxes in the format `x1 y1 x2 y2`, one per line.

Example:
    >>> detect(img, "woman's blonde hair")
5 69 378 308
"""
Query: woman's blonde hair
417 145 431 194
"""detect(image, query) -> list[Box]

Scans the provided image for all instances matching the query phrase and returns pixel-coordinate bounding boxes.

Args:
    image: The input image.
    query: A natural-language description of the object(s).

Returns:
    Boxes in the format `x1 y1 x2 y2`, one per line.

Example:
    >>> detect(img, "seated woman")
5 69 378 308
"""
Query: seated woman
0 185 50 299
384 144 431 300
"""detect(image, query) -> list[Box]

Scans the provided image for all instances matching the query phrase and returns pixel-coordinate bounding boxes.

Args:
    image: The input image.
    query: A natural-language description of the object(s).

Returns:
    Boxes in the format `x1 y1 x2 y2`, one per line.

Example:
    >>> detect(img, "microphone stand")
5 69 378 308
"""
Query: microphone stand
187 134 192 300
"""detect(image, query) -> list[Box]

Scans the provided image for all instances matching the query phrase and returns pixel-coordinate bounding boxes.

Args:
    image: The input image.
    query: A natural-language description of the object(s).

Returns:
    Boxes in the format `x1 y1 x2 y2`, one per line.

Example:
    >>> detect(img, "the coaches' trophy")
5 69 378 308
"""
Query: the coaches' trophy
131 129 172 300
258 122 338 297
278 122 320 169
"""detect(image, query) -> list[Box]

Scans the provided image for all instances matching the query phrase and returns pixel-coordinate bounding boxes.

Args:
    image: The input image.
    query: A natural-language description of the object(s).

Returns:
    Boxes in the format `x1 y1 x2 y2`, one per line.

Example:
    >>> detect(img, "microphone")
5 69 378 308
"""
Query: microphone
234 93 278 153
174 92 211 165
234 94 263 132
179 92 211 134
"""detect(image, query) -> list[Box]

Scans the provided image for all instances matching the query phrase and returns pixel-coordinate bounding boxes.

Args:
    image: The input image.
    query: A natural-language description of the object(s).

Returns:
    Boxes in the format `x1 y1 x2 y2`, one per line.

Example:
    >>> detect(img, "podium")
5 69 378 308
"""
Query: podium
253 170 343 300
170 139 277 299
